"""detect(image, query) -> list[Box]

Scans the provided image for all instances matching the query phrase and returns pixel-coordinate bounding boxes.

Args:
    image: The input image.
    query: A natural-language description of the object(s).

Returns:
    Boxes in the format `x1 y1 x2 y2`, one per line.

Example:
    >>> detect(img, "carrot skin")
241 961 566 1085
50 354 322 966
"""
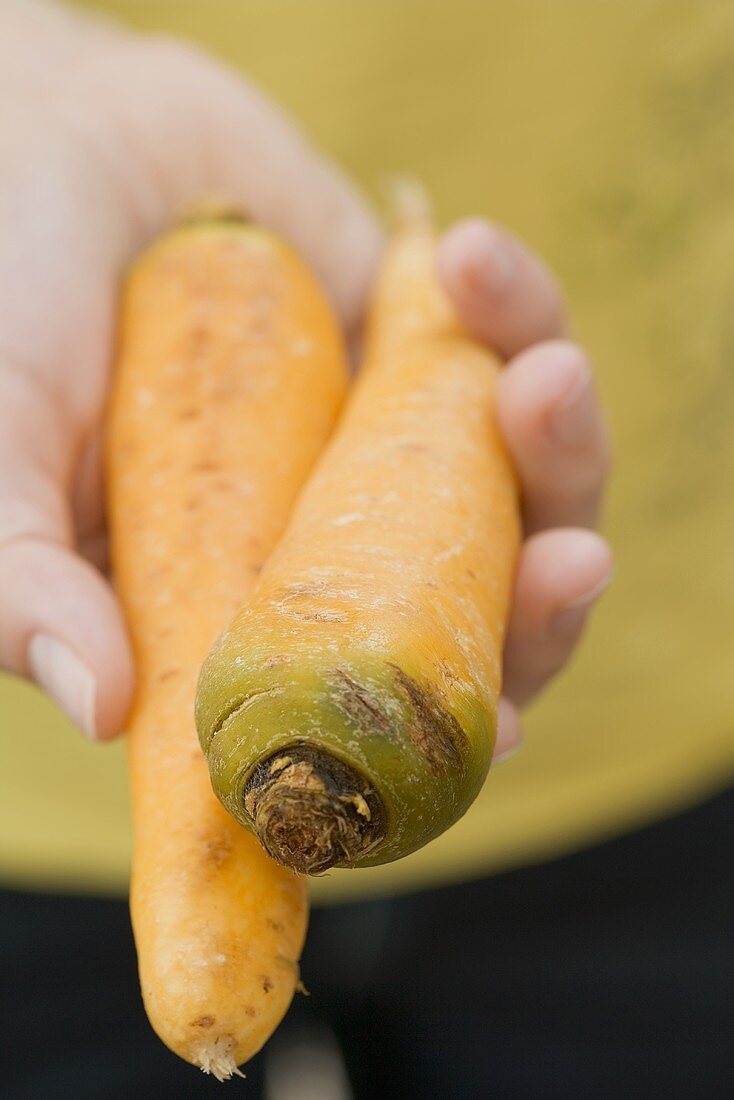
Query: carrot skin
196 195 521 873
107 217 347 1075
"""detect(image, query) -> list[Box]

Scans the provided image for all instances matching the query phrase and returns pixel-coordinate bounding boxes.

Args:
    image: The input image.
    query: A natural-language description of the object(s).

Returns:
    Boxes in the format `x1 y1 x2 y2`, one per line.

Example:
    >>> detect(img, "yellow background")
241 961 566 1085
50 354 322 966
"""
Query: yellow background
1 0 732 901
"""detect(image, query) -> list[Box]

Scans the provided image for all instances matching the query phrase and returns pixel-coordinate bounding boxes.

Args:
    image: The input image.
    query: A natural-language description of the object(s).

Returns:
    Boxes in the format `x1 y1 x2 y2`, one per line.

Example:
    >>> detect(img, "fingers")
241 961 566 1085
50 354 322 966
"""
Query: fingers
0 373 134 741
497 340 612 532
2 539 135 741
437 218 566 358
493 697 523 763
502 528 613 707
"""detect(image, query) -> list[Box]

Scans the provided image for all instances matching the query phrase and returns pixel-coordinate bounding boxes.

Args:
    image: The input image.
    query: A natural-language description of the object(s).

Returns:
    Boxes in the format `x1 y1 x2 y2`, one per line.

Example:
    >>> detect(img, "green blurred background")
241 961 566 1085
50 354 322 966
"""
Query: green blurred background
1 0 732 901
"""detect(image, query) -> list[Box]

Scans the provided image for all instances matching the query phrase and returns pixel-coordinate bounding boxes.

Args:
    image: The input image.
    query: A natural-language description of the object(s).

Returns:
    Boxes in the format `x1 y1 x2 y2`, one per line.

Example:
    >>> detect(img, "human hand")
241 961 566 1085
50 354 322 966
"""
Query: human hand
0 1 610 756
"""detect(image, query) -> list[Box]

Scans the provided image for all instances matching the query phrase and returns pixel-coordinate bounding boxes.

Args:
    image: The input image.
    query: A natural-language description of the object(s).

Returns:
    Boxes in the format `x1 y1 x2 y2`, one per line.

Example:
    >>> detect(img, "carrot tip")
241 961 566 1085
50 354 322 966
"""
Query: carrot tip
195 1035 246 1081
384 175 434 231
243 746 386 874
176 196 250 229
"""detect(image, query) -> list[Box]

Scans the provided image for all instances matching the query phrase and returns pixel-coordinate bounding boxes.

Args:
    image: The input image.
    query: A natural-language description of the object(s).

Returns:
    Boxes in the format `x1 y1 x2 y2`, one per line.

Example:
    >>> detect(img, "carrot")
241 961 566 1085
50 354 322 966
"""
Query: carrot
107 212 348 1078
196 184 521 875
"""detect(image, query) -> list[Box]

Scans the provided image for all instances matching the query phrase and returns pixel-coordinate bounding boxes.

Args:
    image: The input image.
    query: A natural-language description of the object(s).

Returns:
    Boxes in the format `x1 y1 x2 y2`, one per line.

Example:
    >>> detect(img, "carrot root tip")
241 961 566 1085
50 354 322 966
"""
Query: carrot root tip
384 174 433 230
243 746 385 874
195 1035 246 1081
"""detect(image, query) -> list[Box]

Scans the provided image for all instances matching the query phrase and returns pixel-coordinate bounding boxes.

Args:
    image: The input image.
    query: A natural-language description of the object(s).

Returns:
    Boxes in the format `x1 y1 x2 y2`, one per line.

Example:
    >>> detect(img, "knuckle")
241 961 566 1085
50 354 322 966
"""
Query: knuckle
0 491 68 552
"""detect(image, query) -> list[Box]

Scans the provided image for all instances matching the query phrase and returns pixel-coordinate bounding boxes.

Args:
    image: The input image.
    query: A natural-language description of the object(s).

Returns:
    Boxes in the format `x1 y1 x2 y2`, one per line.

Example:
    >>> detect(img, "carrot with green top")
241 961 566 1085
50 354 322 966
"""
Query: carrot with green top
196 185 521 874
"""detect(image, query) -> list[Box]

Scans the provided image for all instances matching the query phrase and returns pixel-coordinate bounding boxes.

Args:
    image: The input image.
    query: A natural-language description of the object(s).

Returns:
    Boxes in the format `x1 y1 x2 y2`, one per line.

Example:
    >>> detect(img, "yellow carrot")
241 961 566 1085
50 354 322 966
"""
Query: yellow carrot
196 185 520 874
107 212 347 1077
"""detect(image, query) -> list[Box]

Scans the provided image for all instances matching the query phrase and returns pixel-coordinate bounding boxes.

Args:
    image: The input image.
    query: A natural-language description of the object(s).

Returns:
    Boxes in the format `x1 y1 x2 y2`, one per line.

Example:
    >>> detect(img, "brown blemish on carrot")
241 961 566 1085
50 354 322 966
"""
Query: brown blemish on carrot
392 667 466 776
191 1015 215 1029
330 669 393 739
185 324 209 357
202 831 233 871
260 975 273 993
396 442 430 454
262 654 289 668
156 668 180 683
248 310 272 339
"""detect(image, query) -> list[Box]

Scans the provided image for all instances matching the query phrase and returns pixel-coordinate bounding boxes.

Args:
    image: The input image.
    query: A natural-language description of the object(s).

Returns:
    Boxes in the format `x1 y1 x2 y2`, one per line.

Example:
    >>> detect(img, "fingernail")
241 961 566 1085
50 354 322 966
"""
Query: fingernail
549 366 595 446
552 569 613 635
28 634 97 740
565 568 614 609
494 741 522 764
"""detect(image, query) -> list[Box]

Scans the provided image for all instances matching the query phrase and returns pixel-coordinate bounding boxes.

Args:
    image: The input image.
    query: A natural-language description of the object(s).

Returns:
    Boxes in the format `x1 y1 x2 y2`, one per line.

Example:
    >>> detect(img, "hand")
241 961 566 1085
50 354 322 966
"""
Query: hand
0 2 610 755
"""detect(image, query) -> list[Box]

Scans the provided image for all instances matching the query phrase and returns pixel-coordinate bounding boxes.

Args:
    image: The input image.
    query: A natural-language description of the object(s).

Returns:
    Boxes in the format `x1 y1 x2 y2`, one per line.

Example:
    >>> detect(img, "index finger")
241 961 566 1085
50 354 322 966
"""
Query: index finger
437 218 567 359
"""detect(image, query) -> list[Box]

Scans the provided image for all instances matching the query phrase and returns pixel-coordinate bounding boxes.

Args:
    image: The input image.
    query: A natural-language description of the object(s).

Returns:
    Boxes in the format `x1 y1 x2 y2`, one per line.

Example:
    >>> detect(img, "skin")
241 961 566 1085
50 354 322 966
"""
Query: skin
0 0 612 759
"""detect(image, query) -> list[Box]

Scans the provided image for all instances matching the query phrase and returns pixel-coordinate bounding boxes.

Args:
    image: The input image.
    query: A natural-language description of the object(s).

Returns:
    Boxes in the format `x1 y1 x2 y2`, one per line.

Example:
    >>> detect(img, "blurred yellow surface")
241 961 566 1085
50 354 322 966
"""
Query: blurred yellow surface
1 0 733 901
